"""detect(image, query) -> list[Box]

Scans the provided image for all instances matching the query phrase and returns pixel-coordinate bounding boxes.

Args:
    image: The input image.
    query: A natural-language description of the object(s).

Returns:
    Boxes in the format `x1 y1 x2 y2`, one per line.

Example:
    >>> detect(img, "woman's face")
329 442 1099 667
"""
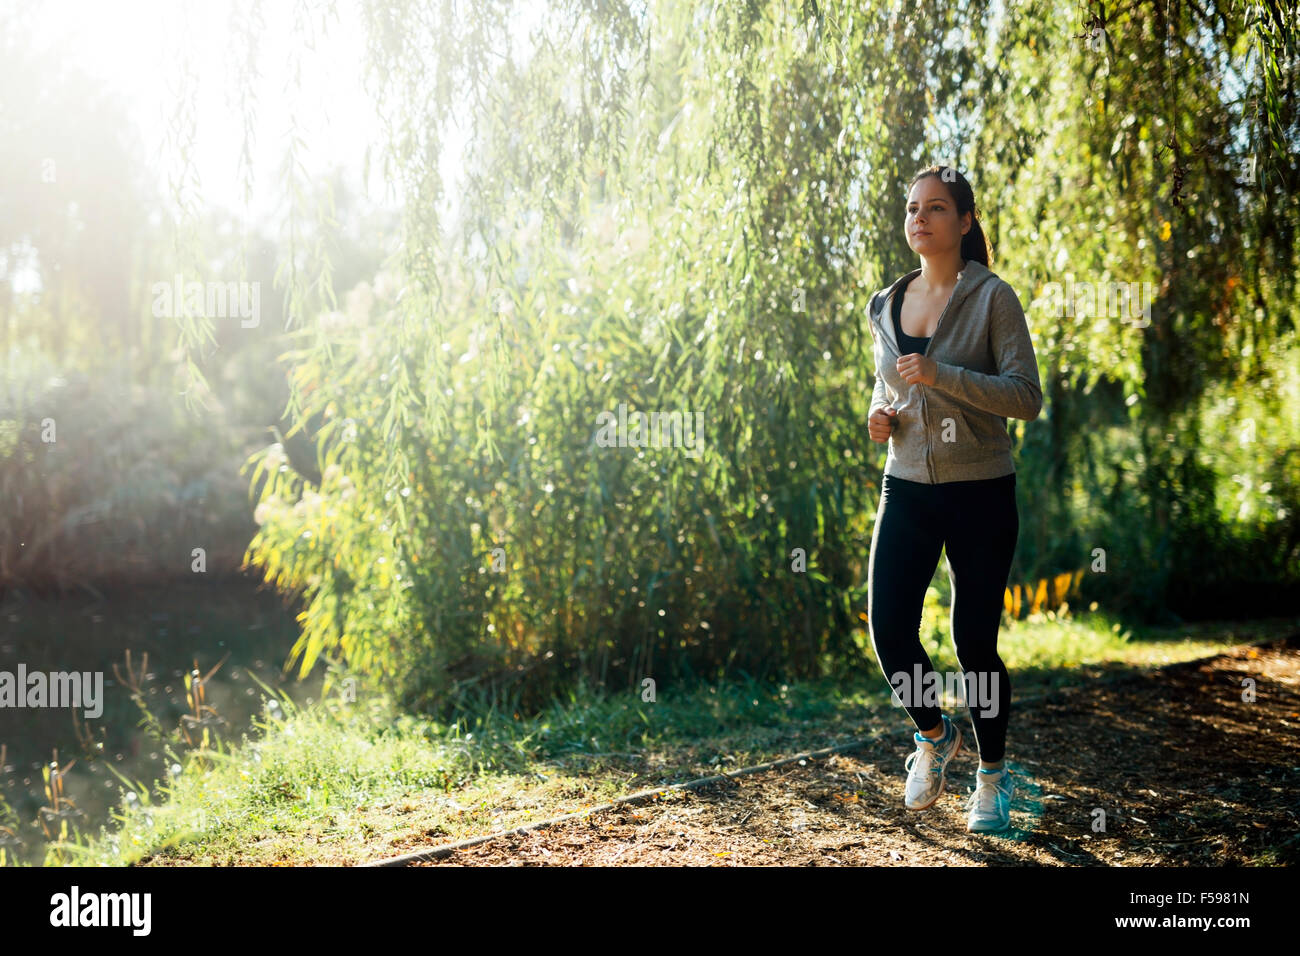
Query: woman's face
905 178 970 257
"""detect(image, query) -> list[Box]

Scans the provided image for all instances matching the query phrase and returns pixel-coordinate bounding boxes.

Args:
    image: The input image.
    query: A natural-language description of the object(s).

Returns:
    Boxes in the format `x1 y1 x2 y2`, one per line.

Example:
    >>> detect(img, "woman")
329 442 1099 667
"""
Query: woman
865 165 1042 833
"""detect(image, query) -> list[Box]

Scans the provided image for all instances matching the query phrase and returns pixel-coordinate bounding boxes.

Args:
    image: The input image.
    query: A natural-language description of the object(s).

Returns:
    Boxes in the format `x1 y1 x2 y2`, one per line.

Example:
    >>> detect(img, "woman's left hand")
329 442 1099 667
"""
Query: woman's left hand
896 353 938 386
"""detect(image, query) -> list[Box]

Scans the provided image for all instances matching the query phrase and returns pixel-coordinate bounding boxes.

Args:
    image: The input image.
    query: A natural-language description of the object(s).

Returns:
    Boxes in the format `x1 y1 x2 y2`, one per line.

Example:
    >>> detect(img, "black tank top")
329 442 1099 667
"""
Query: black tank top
892 274 931 355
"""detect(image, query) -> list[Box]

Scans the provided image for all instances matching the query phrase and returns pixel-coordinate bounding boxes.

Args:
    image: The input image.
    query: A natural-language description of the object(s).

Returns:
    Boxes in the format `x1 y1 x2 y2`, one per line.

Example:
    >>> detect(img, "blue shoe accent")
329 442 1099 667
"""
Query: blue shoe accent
914 715 951 746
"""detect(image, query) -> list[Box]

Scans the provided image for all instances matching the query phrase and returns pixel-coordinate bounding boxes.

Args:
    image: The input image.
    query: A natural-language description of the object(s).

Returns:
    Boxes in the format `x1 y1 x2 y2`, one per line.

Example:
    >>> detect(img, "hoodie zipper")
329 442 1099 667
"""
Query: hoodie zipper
870 270 965 484
919 272 963 484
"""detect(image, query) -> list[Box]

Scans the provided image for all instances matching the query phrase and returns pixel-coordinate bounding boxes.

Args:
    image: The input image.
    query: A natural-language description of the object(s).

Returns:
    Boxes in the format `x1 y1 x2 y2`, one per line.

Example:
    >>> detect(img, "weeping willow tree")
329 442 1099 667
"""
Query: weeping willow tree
160 0 1299 714
989 0 1300 617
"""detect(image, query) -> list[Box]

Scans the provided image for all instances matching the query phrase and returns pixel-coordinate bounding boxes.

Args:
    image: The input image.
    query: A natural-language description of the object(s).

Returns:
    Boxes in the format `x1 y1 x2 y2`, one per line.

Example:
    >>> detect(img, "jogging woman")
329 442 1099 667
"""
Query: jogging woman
865 166 1042 832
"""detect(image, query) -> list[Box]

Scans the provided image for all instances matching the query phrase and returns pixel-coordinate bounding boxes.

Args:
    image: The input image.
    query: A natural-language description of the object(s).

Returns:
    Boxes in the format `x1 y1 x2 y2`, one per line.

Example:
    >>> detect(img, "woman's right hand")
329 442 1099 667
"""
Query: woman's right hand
868 406 897 443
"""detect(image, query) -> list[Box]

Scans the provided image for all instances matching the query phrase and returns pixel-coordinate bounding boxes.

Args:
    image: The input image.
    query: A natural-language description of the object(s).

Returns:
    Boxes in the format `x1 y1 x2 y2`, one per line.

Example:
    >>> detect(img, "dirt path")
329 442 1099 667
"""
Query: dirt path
402 637 1299 866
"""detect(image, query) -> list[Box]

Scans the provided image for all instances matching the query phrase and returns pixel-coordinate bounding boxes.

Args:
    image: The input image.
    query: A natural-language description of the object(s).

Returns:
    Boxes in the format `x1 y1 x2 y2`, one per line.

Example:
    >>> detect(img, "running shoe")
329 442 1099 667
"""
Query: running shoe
965 766 1016 832
903 714 962 810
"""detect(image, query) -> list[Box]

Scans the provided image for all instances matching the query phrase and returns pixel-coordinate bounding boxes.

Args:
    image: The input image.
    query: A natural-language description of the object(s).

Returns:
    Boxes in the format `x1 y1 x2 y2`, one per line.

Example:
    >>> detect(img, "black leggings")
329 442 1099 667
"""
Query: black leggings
867 472 1019 763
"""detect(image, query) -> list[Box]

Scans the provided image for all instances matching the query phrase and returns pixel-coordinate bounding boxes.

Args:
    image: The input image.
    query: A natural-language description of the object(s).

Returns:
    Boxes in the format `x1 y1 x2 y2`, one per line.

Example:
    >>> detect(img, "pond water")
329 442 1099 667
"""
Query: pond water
0 579 317 865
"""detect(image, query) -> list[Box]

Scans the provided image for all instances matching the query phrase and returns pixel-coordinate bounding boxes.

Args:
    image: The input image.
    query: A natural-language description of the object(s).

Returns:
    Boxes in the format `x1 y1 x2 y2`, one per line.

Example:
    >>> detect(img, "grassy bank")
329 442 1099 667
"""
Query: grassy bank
25 611 1293 867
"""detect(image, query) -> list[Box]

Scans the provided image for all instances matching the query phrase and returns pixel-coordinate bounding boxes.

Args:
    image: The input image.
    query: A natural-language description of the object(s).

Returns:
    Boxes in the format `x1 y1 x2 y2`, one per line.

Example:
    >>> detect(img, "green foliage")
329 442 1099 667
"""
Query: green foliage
245 1 899 712
236 0 1300 713
4 0 1296 712
0 347 255 590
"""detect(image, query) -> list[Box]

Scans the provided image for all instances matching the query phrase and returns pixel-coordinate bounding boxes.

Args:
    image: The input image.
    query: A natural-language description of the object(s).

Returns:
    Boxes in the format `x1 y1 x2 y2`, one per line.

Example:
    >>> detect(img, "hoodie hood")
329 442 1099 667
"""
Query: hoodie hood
868 259 996 355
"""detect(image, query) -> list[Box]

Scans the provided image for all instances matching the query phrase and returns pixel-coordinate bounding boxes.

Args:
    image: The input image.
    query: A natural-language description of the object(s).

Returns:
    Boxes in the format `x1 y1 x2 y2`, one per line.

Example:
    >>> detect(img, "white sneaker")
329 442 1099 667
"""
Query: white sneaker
903 715 962 810
966 766 1015 832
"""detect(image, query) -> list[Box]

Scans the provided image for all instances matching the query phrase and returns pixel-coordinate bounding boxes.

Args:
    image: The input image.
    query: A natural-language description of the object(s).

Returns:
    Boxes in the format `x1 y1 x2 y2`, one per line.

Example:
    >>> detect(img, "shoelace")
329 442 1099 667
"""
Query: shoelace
965 773 1010 817
905 742 944 782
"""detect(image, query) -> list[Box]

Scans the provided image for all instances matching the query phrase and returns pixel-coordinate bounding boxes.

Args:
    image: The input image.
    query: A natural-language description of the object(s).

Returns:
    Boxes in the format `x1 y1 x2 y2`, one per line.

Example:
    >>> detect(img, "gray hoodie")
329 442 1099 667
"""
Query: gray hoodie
867 259 1042 484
